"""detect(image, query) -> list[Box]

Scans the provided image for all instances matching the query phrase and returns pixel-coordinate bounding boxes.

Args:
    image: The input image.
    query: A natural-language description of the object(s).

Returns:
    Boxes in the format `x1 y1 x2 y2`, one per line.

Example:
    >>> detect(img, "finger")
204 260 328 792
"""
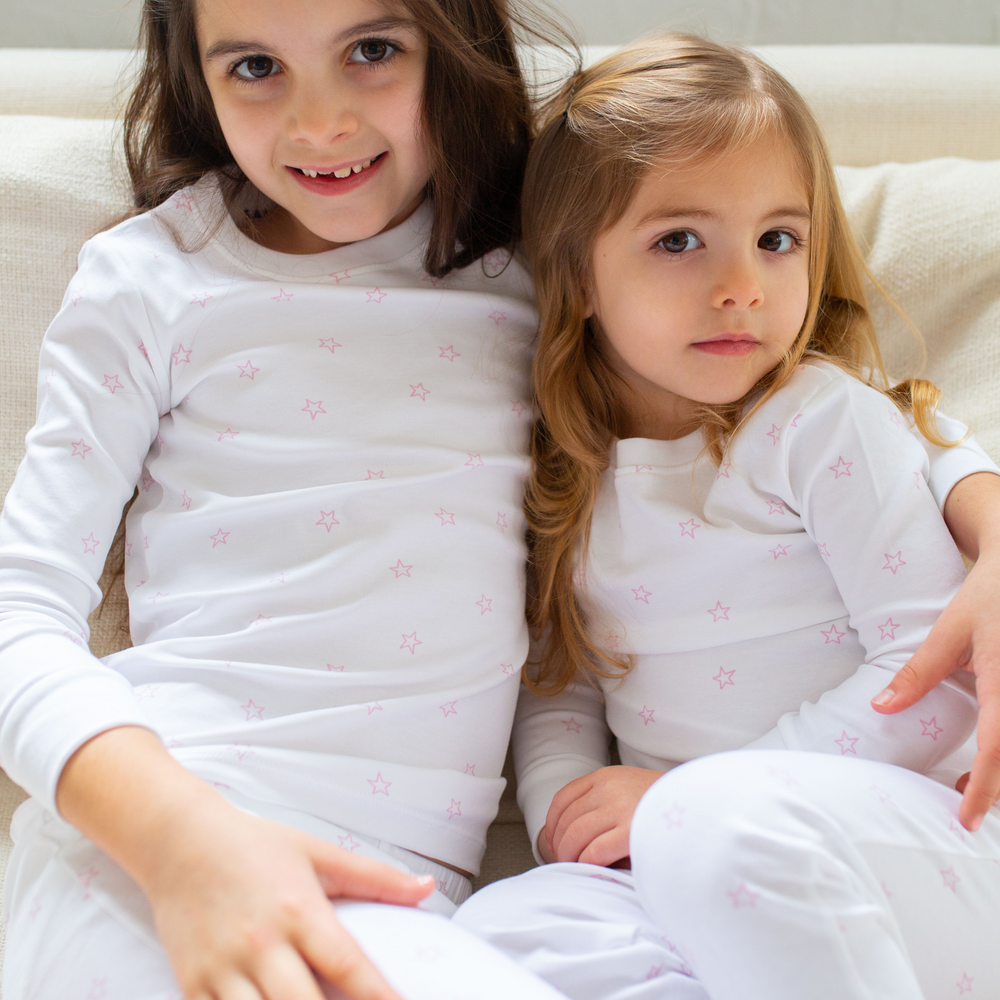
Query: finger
297 903 403 1000
577 825 630 867
959 665 1000 830
555 810 617 864
544 774 595 856
215 973 265 1000
253 943 328 1000
956 772 971 794
550 790 604 857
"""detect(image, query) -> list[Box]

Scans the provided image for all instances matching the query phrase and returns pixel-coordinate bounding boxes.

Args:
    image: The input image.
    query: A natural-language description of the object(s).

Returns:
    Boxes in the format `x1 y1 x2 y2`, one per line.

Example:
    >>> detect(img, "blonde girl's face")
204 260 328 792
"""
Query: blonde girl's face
588 137 812 439
197 0 431 253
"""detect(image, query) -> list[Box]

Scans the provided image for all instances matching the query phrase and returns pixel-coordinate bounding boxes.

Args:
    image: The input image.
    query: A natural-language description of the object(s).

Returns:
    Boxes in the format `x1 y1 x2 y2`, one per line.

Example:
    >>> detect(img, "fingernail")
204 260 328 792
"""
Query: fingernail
416 874 435 887
970 815 983 833
871 690 895 707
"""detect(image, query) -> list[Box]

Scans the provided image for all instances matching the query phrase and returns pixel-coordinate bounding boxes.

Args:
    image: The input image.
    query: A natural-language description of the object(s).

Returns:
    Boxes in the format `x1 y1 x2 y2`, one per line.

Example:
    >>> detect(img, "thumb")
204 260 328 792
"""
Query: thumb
871 610 970 715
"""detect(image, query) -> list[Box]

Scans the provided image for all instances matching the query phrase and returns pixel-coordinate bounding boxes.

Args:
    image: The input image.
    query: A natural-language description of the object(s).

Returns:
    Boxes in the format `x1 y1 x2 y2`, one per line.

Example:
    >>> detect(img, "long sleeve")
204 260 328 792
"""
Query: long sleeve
513 679 610 863
743 369 978 770
0 239 168 813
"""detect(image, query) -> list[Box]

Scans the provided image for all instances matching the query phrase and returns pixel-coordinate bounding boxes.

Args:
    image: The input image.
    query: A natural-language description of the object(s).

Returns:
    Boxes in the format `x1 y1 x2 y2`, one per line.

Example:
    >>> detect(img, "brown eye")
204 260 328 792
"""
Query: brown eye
657 230 702 254
235 55 277 80
349 39 396 64
759 230 796 253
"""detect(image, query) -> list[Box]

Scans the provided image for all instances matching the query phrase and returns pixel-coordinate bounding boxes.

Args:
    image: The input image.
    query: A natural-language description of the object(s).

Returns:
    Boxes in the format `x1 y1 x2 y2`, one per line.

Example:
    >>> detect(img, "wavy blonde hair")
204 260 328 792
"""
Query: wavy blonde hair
525 32 950 694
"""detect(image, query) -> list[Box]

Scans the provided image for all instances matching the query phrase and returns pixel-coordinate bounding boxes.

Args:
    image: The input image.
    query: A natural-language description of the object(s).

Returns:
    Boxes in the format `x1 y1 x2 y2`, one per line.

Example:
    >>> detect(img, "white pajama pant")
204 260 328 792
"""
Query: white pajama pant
454 751 1000 1000
1 795 568 1000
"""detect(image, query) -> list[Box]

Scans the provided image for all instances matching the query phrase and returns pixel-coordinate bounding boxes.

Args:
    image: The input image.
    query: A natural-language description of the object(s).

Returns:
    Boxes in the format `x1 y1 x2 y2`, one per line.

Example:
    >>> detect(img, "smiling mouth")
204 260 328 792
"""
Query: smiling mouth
293 152 386 179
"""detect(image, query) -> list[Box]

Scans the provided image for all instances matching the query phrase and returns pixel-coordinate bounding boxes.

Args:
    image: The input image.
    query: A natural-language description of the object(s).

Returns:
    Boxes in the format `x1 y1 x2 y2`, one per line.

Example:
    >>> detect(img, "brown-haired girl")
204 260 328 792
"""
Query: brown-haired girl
0 0 573 998
455 34 1000 1000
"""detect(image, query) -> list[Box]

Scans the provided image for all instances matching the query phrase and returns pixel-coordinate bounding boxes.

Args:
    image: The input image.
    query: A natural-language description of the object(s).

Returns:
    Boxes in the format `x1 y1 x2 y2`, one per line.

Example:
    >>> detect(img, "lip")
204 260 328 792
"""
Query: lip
286 152 387 197
690 333 761 358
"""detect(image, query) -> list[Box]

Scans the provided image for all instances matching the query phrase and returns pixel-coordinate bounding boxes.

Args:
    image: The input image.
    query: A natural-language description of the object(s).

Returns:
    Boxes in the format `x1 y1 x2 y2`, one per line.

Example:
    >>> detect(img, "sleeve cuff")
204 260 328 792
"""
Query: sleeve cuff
925 430 1000 509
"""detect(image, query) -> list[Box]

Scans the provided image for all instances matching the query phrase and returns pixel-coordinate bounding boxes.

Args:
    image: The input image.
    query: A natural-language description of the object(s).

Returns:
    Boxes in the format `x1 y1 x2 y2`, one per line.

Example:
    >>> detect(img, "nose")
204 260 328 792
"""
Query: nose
711 250 763 311
286 81 359 148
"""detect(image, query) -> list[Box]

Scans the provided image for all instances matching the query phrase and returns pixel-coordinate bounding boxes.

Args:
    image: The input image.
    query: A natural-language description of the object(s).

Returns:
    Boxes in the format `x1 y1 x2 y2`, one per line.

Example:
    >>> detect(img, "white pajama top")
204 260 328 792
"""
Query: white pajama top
0 179 536 875
514 360 997 852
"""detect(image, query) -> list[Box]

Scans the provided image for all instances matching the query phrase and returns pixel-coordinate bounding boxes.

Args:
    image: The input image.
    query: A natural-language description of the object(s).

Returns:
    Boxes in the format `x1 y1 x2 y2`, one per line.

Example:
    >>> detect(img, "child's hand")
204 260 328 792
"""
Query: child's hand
539 766 664 866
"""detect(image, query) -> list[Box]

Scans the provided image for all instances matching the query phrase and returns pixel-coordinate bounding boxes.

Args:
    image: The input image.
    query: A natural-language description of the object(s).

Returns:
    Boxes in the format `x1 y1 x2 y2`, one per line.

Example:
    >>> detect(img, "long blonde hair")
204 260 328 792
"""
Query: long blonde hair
525 32 950 694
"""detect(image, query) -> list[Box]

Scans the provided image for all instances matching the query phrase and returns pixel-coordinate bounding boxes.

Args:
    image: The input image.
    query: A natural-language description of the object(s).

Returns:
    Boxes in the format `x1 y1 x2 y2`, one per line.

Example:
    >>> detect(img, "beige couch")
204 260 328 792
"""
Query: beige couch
1 42 999 980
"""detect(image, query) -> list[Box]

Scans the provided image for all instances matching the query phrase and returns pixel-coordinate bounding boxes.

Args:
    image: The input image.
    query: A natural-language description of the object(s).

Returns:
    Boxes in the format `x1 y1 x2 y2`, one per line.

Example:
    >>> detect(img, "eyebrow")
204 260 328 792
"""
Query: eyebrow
203 17 417 61
636 206 812 228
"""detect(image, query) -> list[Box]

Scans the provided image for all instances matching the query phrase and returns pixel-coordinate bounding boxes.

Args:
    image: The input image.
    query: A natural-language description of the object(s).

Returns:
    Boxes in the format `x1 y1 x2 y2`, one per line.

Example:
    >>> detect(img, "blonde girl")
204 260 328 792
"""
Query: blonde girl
455 34 1000 1000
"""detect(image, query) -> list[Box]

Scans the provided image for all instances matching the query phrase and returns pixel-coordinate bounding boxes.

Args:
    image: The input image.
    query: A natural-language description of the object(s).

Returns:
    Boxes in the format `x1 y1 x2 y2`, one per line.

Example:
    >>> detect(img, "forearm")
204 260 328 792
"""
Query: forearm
942 471 1000 562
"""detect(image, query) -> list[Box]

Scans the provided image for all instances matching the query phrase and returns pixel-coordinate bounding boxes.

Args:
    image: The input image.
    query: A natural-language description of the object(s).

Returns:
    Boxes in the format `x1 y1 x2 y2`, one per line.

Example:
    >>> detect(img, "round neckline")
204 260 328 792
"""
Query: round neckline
615 427 707 470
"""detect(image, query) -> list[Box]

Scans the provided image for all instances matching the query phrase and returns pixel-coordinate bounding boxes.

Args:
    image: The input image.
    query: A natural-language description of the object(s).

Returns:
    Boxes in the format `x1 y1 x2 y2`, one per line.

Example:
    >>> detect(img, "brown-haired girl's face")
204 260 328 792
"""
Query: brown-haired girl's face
197 0 431 253
587 136 811 439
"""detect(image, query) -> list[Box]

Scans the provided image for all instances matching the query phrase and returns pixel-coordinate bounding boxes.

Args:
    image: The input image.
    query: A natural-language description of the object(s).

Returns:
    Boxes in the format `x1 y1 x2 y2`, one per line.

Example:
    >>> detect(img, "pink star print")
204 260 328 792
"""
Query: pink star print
869 784 892 804
250 613 271 624
148 592 168 604
368 772 392 795
435 508 456 526
646 964 666 980
439 345 460 361
790 412 803 428
366 702 383 715
237 360 259 379
639 705 656 725
229 744 253 761
727 882 759 908
86 976 108 1000
476 594 493 614
679 519 701 538
766 424 781 445
410 383 430 400
888 409 902 428
632 585 653 603
172 344 193 366
829 456 853 478
329 269 352 282
338 833 360 852
141 473 154 493
821 623 845 644
663 803 686 828
921 717 944 740
707 601 730 622
913 471 922 490
496 512 508 530
319 337 343 354
138 342 149 360
400 631 422 654
716 462 732 479
77 866 99 891
562 717 582 733
635 464 653 473
714 666 736 689
511 400 528 417
181 491 192 510
82 533 101 554
71 292 84 306
440 701 458 717
367 287 388 303
302 399 326 420
770 543 791 559
389 559 412 578
502 662 516 676
883 551 906 574
327 664 345 671
818 542 832 559
210 528 229 548
447 799 462 819
940 867 960 892
316 510 340 531
488 310 506 325
766 499 786 516
949 817 967 841
465 453 484 468
271 288 293 302
241 699 265 721
28 894 41 920
957 973 974 994
878 617 899 640
218 428 239 441
189 293 212 308
835 730 859 755
71 439 92 459
365 470 385 480
465 763 476 775
102 373 123 394
173 191 194 211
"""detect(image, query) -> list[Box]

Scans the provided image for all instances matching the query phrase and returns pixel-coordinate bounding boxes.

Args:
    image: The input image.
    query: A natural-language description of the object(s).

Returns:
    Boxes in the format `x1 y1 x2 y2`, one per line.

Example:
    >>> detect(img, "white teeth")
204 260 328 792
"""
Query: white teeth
300 157 376 180
302 169 317 178
333 167 352 178
351 163 363 174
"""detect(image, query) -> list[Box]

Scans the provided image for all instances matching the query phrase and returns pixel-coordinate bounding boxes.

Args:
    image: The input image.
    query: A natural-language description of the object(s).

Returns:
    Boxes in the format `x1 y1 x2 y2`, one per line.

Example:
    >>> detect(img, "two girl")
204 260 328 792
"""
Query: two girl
0 6 998 1000
455 35 1000 1000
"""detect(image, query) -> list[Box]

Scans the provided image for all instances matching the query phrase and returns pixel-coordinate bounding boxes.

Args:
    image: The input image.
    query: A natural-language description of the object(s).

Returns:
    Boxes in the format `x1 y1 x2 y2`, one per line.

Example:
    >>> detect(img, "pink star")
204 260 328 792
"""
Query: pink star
368 772 392 795
140 473 154 492
447 798 462 819
400 631 422 654
949 818 967 841
484 249 508 271
790 412 803 427
878 617 899 640
662 802 685 828
218 427 239 442
940 866 960 892
632 585 653 603
920 716 944 740
173 191 194 211
439 345 460 361
888 409 902 427
679 519 701 538
511 400 528 417
435 508 456 526
327 663 345 671
366 702 383 715
229 744 254 761
714 666 736 689
249 613 270 625
210 528 229 548
766 499 786 516
86 976 108 1000
635 464 653 473
367 287 388 303
727 882 759 908
271 288 293 302
769 543 791 559
821 623 845 644
476 594 493 614
28 894 41 920
319 337 343 354
329 269 352 282
488 310 506 325
237 360 259 379
302 399 326 420
829 456 853 478
835 730 858 755
77 866 100 890
883 551 906 574
440 701 458 717
316 510 340 531
102 373 123 394
180 491 192 510
465 453 484 468
957 973 974 994
766 423 781 445
338 833 360 852
189 293 212 308
716 462 732 479
639 705 656 725
501 662 516 676
561 717 582 733
707 601 730 622
389 559 412 578
172 344 193 366
913 471 922 489
71 292 84 306
881 881 893 898
646 964 666 980
81 532 101 554
139 341 149 356
365 470 385 481
465 763 476 775
422 273 444 287
409 383 430 401
496 512 508 530
241 698 265 720
71 438 92 459
818 542 832 559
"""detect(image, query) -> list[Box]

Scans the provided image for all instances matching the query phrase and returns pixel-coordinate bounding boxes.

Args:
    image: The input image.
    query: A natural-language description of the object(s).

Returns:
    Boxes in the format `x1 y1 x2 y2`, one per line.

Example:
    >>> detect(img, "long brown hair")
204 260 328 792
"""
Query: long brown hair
524 33 951 694
123 0 572 275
